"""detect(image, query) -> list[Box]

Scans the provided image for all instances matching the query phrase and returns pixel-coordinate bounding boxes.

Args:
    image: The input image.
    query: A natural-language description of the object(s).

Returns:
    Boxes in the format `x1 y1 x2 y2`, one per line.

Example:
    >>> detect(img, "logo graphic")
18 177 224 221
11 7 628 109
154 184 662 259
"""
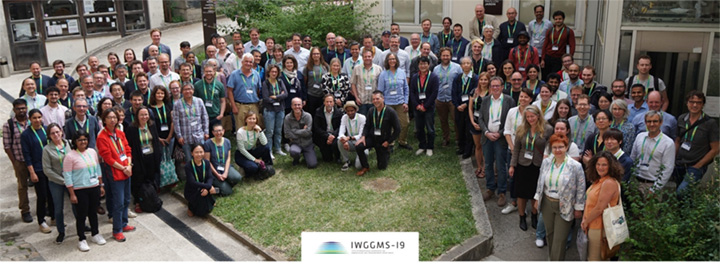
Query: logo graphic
317 241 347 254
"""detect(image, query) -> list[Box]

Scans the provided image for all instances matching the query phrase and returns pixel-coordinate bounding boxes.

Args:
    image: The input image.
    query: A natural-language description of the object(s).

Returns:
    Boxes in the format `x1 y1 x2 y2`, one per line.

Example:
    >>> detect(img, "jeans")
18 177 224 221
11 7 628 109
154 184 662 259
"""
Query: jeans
213 166 242 196
101 163 113 220
414 109 436 149
182 141 203 164
48 182 77 234
235 145 274 177
536 211 546 240
358 104 373 117
506 149 516 200
673 165 707 195
483 139 508 194
263 109 284 152
109 179 131 234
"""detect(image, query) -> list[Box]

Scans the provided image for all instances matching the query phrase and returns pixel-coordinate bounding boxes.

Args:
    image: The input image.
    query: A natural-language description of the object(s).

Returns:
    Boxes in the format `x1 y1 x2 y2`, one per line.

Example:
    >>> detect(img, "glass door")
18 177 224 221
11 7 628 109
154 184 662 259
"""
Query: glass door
4 1 47 69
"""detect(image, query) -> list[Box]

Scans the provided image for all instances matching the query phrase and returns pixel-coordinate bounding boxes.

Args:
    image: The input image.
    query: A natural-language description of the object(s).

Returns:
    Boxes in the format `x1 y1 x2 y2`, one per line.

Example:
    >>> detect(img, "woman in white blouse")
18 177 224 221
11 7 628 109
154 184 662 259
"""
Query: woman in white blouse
500 88 533 214
532 84 556 120
533 133 585 261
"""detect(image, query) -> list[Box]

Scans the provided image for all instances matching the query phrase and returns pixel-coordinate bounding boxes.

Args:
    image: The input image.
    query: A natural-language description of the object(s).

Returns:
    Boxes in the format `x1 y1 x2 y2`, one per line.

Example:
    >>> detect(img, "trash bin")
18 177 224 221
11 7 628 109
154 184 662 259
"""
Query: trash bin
0 57 9 78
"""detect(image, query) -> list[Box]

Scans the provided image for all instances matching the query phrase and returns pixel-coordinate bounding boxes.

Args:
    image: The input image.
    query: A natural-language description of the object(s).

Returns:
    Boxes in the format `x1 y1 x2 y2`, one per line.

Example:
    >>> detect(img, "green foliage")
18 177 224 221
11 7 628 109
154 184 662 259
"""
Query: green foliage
620 162 720 261
217 0 383 46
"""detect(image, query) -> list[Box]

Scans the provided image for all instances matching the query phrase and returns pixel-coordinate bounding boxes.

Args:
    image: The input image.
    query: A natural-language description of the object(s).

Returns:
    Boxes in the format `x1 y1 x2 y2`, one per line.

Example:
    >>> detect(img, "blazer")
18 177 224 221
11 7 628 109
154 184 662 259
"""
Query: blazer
312 106 343 143
125 123 162 183
451 73 478 108
409 72 439 111
362 106 401 144
477 94 517 145
534 157 586 222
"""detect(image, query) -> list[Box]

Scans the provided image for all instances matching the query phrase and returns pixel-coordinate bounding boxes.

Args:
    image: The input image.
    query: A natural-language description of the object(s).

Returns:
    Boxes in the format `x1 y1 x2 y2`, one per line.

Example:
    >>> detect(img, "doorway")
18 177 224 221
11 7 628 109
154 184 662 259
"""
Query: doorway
646 52 702 117
3 1 47 69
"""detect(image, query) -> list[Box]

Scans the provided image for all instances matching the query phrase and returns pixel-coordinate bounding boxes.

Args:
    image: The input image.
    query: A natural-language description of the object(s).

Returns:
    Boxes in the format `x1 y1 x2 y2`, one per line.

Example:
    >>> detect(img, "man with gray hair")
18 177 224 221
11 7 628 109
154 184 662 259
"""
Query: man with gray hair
202 45 225 71
630 110 675 193
227 53 262 128
381 35 411 75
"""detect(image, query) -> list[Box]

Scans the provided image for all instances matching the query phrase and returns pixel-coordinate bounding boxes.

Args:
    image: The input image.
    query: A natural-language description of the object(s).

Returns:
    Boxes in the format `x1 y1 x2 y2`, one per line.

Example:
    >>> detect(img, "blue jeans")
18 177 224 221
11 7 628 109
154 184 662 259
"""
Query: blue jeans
483 139 508 194
109 179 131 234
359 103 373 117
536 211 546 239
182 141 202 164
506 149 516 200
673 165 707 195
414 109 436 149
263 109 284 152
48 182 76 234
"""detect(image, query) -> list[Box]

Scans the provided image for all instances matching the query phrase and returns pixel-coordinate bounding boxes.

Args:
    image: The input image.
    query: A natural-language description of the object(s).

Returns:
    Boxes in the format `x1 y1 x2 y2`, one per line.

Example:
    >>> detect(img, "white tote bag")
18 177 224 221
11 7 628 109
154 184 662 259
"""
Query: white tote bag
602 182 629 248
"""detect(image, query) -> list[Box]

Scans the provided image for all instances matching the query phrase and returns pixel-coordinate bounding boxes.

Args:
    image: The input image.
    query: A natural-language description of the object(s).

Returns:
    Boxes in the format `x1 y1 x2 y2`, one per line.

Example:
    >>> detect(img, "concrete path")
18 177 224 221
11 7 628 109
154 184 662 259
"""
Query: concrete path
0 19 267 262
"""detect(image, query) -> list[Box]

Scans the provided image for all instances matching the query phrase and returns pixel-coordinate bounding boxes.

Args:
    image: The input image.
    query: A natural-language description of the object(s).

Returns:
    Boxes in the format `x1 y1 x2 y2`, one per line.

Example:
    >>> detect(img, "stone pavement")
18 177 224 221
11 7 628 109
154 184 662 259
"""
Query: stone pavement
0 19 269 262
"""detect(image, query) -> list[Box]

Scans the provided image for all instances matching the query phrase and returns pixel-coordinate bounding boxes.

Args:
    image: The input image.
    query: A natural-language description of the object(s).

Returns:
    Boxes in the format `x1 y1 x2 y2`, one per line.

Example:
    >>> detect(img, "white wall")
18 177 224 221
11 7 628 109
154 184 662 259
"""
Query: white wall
148 0 165 29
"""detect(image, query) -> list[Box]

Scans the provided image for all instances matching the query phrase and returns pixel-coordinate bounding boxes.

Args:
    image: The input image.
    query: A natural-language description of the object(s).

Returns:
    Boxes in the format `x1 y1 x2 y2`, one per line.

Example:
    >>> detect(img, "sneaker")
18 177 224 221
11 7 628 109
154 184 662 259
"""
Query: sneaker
276 150 287 156
535 239 545 248
415 149 426 156
341 162 350 171
135 203 143 213
91 234 106 245
21 212 33 223
127 210 137 218
501 204 517 214
497 193 507 207
283 144 290 153
426 149 433 156
122 225 136 232
55 233 65 245
271 153 275 160
482 190 495 201
78 240 90 252
39 222 52 233
112 232 126 242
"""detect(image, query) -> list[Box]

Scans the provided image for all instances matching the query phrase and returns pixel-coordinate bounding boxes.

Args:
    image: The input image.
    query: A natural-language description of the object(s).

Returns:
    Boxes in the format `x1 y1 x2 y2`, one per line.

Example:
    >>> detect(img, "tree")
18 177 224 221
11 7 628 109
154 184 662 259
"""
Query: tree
217 0 383 47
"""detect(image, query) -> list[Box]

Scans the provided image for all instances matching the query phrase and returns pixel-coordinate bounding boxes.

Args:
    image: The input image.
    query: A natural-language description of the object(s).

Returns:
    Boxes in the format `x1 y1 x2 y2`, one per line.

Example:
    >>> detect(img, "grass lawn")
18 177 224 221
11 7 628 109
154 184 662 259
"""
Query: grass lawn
209 120 477 261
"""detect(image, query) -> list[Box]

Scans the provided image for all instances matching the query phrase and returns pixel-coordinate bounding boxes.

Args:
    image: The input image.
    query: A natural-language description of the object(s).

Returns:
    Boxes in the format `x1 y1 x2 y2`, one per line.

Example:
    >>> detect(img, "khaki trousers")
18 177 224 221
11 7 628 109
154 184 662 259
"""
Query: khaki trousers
587 229 603 261
388 104 409 145
435 100 455 142
541 195 573 261
12 160 30 214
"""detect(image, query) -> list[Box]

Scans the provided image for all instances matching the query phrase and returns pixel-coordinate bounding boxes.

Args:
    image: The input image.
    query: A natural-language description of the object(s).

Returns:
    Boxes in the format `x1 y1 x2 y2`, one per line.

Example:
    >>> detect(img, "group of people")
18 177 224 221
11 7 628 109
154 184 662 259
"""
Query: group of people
4 4 718 260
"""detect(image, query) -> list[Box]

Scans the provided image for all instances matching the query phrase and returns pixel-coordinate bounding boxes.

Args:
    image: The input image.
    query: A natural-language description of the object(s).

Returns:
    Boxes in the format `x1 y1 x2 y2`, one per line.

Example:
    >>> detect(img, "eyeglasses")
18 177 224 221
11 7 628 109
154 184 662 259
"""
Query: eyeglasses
75 105 88 108
76 139 88 142
688 100 704 105
596 117 608 121
511 79 522 81
551 146 566 150
645 120 661 124
611 85 624 88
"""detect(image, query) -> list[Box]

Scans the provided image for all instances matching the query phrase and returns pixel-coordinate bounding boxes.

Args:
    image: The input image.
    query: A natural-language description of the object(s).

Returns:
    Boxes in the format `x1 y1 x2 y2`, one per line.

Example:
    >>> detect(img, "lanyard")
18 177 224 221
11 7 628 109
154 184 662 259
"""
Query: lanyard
75 118 89 134
55 142 67 165
477 19 485 33
532 21 545 39
24 95 37 109
525 132 537 151
182 99 196 119
640 134 663 164
551 27 565 45
345 116 358 136
683 113 704 142
389 70 398 90
593 134 605 154
587 82 596 96
440 65 451 84
271 81 280 95
541 101 552 116
490 96 503 122
15 121 26 134
517 46 530 67
461 74 471 94
139 125 150 146
373 106 386 129
513 108 520 132
37 77 43 94
473 96 481 111
330 74 340 91
418 72 430 94
482 42 493 60
79 150 97 178
507 23 517 37
241 74 256 91
31 126 46 148
335 52 347 63
472 58 484 75
421 34 431 44
573 117 590 143
193 160 205 183
614 149 624 159
362 66 374 85
526 80 538 93
203 80 216 101
452 39 463 56
159 74 170 89
246 129 256 150
213 138 225 164
104 128 125 157
155 104 167 124
548 157 567 190
313 67 322 83
611 119 624 129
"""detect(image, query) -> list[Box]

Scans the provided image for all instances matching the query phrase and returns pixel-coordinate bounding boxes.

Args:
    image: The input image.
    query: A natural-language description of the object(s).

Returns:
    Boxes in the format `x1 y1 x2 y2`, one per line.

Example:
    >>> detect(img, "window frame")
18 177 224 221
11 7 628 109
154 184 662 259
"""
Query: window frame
513 0 585 37
386 0 451 29
38 0 149 41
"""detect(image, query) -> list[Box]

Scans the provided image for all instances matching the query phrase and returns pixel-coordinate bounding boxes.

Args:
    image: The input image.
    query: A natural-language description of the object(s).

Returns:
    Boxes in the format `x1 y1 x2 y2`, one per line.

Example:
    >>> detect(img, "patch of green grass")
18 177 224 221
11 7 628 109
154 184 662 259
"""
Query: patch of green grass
211 120 477 261
5 240 14 246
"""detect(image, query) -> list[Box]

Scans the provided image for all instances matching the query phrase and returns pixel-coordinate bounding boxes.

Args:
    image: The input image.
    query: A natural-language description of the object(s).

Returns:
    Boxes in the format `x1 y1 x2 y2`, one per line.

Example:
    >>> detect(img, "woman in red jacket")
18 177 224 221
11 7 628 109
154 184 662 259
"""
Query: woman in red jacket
96 108 135 242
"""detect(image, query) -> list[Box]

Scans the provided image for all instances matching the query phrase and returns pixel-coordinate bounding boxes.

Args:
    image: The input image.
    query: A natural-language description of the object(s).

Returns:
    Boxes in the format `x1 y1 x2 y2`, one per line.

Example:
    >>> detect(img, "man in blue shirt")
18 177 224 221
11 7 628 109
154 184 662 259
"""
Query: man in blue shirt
433 48 462 147
226 53 262 128
632 90 676 139
627 83 649 123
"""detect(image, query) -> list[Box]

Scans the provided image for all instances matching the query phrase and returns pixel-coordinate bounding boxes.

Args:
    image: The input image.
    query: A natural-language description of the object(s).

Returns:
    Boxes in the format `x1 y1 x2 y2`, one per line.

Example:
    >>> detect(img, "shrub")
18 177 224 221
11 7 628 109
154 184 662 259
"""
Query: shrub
620 161 720 261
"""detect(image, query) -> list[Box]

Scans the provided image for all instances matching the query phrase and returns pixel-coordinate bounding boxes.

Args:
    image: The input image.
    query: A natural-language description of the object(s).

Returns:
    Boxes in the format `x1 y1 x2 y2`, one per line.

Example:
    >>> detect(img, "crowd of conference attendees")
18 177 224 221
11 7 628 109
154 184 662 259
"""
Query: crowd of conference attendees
3 4 717 260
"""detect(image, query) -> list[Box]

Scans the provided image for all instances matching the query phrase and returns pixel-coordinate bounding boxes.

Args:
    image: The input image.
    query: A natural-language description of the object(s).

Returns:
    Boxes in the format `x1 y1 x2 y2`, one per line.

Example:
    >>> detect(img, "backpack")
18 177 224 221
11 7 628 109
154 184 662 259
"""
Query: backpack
625 75 660 96
138 183 163 213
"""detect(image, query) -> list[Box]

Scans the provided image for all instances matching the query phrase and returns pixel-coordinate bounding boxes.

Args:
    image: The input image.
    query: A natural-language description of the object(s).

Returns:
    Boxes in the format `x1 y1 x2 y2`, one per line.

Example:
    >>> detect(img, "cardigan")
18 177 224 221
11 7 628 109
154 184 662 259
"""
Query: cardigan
534 157 586 222
96 128 132 181
42 139 71 185
511 124 554 167
409 72 439 111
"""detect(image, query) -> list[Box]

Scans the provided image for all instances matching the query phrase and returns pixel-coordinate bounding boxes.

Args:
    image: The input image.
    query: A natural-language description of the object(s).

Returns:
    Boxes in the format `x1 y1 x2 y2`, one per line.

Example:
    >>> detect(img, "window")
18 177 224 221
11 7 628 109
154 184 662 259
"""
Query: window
518 0 577 27
622 0 720 27
83 0 118 34
615 30 633 80
392 0 444 25
43 0 81 38
708 33 719 97
123 0 147 32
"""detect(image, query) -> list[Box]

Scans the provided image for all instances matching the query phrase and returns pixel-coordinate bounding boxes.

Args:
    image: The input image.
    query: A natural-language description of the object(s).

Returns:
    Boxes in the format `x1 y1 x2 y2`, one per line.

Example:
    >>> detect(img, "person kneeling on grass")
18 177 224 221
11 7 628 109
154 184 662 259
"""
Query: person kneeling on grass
235 111 275 180
185 144 217 217
204 123 242 195
355 91 401 176
337 101 367 171
284 97 318 168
